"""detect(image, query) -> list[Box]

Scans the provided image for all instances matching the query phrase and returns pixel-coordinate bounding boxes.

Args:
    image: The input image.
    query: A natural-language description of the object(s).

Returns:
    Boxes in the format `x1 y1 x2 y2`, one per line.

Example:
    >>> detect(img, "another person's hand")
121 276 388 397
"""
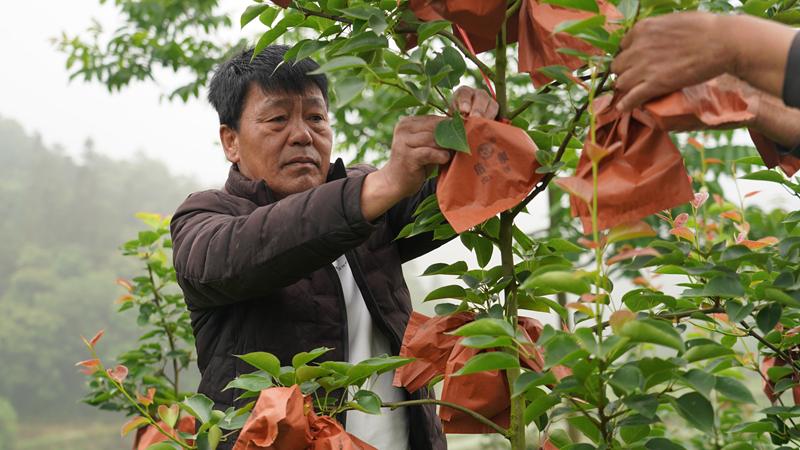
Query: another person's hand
611 12 733 112
451 86 499 119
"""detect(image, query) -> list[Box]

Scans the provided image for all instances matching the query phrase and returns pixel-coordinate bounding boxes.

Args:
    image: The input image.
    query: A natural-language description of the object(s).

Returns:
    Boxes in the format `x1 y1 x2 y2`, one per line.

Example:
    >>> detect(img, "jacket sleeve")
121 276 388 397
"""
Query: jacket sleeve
784 32 800 109
385 176 452 263
171 174 376 309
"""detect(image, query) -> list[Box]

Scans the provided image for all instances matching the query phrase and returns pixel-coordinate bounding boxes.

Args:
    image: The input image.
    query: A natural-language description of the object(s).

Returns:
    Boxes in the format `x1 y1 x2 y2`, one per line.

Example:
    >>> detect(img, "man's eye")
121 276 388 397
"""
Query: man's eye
269 116 287 122
309 115 325 123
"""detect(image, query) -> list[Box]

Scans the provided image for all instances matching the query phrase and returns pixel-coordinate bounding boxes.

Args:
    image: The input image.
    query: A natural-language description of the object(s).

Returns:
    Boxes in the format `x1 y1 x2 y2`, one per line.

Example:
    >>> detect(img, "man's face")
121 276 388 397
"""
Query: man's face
221 83 333 198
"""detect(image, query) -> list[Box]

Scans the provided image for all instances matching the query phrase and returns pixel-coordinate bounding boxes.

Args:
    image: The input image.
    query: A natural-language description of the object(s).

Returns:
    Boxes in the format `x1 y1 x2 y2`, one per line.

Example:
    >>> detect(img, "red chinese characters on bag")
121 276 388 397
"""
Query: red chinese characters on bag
556 94 694 233
233 385 375 450
393 312 544 434
437 117 543 234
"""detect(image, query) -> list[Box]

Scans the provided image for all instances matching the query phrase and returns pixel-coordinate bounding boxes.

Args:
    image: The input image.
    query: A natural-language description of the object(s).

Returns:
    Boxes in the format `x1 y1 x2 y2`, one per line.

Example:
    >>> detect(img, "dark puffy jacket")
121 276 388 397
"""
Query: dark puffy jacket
170 159 447 450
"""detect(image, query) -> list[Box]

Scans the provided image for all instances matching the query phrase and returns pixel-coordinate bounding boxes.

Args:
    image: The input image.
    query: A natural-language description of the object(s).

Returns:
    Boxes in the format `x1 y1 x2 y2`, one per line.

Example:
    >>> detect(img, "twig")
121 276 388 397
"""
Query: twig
383 399 508 436
739 321 800 372
296 6 353 24
510 68 614 217
436 30 496 78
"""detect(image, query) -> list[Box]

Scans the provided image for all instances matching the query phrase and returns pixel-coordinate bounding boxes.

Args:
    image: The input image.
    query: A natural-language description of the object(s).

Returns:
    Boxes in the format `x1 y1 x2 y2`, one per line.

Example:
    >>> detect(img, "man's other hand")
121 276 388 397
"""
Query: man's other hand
451 86 500 119
612 12 733 112
360 115 451 221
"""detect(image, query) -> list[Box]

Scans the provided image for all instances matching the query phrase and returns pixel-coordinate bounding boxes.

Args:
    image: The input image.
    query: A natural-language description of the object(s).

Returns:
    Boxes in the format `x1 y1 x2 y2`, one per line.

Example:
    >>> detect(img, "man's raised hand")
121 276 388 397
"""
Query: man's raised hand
451 86 499 119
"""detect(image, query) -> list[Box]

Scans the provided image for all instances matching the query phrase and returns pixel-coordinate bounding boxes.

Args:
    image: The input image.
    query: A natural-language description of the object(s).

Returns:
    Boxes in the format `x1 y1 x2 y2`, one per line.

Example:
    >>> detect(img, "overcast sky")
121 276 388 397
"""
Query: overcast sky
0 0 255 187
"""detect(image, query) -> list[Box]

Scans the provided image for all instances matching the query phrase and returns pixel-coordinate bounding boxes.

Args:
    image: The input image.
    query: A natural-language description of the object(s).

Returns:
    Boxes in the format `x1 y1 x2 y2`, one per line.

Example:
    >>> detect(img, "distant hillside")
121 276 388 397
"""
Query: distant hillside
0 115 199 422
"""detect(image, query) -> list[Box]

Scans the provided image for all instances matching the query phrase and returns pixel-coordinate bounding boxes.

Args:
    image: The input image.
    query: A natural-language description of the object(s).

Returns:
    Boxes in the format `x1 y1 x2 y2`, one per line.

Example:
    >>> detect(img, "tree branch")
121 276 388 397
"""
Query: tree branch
382 399 508 436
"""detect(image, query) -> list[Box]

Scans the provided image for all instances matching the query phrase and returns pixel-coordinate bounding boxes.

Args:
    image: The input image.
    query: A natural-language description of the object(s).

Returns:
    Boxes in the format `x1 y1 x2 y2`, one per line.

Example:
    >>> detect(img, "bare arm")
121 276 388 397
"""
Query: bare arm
612 12 797 111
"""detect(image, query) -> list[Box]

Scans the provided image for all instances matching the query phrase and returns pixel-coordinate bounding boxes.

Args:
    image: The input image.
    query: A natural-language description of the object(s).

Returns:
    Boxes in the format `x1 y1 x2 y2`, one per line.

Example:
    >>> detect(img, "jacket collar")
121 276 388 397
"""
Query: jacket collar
224 158 347 206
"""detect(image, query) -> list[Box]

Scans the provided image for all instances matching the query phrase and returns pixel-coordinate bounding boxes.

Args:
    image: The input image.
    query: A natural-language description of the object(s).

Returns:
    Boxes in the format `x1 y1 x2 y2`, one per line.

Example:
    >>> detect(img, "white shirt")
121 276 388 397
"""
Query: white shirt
332 255 410 450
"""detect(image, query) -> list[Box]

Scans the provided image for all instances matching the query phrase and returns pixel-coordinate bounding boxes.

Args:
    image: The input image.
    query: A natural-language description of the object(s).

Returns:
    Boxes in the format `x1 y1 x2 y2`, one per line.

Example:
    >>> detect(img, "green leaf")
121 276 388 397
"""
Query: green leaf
352 390 382 414
145 443 181 450
715 376 755 403
237 352 281 378
523 393 561 425
730 421 776 434
553 14 606 35
740 169 787 184
540 0 599 13
726 301 754 323
460 335 514 349
512 371 557 397
182 394 214 423
334 78 366 107
451 318 515 338
422 261 468 276
544 333 581 367
434 114 470 153
474 235 493 268
418 20 452 43
675 392 714 433
620 424 649 444
544 238 583 253
253 26 288 59
702 275 745 298
623 394 659 418
241 4 270 28
684 369 715 398
618 319 684 352
292 347 331 368
645 437 685 450
684 344 734 363
157 404 179 429
346 356 412 385
756 303 782 333
455 352 520 376
567 415 602 443
521 271 591 295
424 284 467 301
308 56 367 74
335 32 388 55
223 373 272 392
259 7 280 27
610 365 644 393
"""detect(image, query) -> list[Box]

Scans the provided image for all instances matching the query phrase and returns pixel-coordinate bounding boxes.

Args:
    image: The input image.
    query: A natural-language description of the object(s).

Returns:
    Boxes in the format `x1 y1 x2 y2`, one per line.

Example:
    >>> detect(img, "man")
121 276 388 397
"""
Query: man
170 45 497 450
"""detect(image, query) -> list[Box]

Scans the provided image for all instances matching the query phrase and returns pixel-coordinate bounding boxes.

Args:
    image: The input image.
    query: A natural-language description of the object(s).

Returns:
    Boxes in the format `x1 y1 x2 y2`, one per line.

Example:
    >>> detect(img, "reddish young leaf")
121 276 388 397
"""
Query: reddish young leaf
121 416 149 437
687 137 704 151
669 226 695 241
107 365 129 383
84 329 105 348
610 310 635 333
607 221 656 244
720 211 742 222
704 157 723 164
137 387 156 407
116 278 134 292
691 192 709 209
115 294 134 304
75 359 100 375
606 247 661 266
739 237 779 250
744 190 761 198
673 212 689 228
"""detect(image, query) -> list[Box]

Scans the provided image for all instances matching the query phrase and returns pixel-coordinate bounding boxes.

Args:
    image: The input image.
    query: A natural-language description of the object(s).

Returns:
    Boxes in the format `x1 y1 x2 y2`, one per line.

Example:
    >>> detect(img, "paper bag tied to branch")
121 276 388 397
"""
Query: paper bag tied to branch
518 0 621 87
408 0 518 53
556 94 695 234
233 385 375 450
393 312 544 434
437 117 543 234
645 75 800 177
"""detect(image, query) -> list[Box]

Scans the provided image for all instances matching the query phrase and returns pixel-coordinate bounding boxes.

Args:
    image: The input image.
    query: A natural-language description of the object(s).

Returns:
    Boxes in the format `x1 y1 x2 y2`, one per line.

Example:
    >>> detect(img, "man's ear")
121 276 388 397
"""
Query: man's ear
220 125 240 164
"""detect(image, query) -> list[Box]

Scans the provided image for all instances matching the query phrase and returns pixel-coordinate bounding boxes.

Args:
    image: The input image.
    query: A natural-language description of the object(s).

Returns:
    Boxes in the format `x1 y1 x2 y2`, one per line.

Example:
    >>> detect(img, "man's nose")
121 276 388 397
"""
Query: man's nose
287 119 313 146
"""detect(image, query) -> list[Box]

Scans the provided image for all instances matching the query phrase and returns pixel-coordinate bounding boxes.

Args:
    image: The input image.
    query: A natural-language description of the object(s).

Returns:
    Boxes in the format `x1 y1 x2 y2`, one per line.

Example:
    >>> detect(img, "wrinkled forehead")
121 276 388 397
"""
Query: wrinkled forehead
245 82 328 112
